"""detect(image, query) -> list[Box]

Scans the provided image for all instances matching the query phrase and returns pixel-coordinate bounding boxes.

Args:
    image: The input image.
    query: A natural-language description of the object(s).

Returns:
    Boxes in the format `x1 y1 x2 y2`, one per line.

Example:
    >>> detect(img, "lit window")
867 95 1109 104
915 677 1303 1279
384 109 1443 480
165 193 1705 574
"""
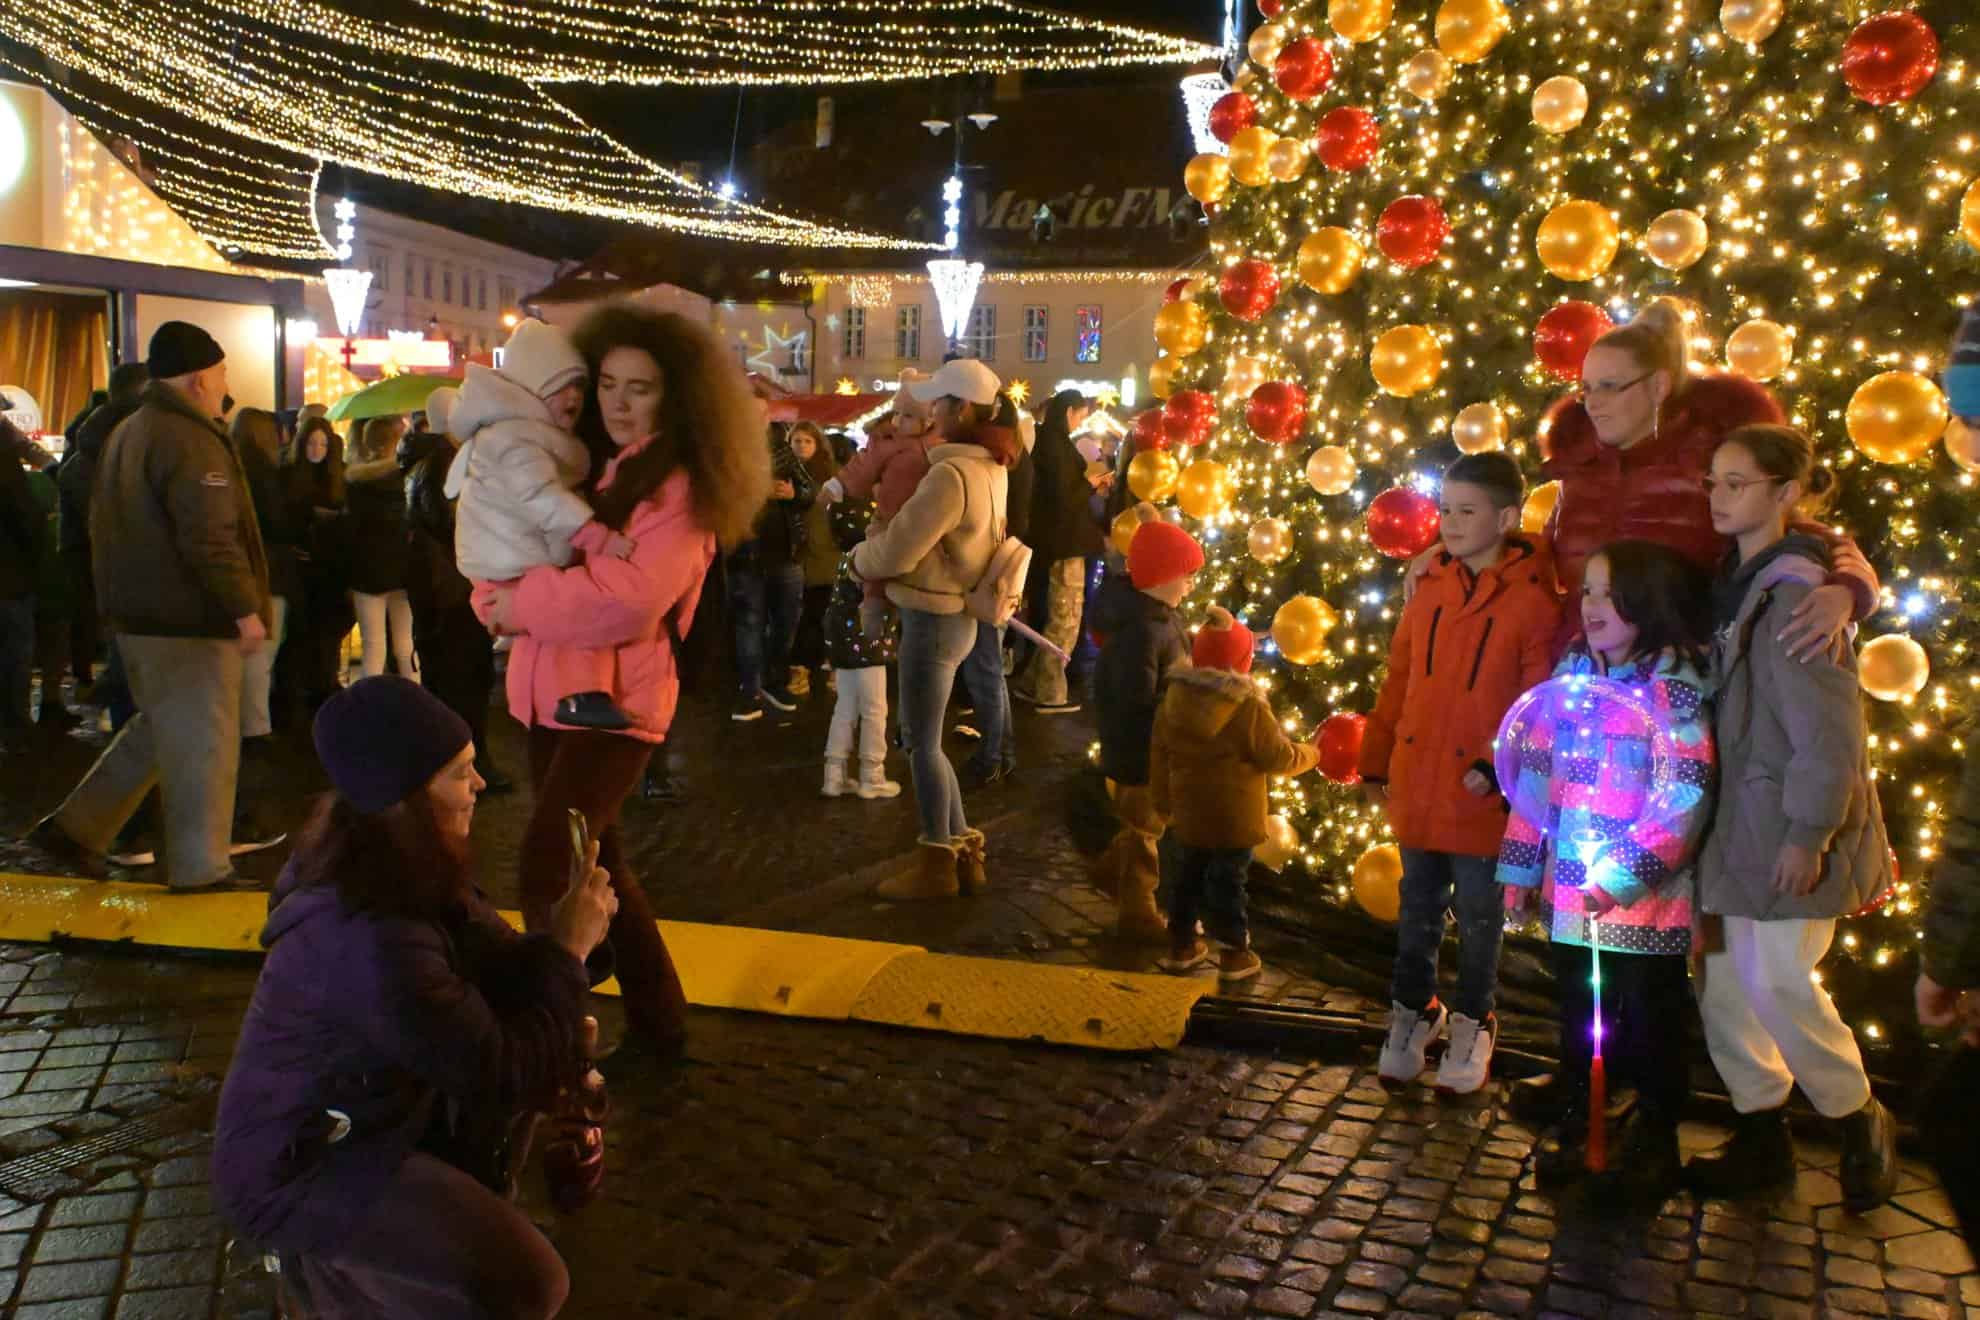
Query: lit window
963 304 996 362
842 307 866 360
1075 305 1102 364
896 305 922 360
1022 306 1048 362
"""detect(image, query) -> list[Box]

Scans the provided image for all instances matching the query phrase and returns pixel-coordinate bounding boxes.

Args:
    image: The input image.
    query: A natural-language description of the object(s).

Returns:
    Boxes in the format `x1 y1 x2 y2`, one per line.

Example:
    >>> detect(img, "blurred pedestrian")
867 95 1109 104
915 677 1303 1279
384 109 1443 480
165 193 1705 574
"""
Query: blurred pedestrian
0 417 42 746
957 390 1031 789
1013 389 1103 714
818 495 900 801
57 363 146 692
790 421 839 697
725 424 813 720
232 408 299 741
285 415 349 709
344 415 417 680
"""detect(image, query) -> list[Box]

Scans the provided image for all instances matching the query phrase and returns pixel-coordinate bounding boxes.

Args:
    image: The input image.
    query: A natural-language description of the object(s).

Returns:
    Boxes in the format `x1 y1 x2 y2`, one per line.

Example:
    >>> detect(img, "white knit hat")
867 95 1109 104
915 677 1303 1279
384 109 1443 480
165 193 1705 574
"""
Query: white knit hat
424 385 460 435
500 319 587 401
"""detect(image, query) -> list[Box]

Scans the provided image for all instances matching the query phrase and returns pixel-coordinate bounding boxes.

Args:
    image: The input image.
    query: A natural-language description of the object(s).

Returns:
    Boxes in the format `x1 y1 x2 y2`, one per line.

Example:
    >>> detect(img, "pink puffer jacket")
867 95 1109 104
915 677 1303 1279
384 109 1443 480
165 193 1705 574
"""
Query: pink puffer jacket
501 458 714 744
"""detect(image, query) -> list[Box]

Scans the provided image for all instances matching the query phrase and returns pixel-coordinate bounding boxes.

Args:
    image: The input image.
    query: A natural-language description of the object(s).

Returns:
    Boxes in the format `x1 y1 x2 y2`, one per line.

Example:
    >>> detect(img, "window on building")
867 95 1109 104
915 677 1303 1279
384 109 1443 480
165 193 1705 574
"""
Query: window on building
442 269 454 305
370 248 389 293
404 254 415 296
842 307 866 360
895 305 922 361
423 263 433 300
962 304 996 362
1075 305 1103 364
499 278 515 313
1022 306 1048 362
477 275 488 311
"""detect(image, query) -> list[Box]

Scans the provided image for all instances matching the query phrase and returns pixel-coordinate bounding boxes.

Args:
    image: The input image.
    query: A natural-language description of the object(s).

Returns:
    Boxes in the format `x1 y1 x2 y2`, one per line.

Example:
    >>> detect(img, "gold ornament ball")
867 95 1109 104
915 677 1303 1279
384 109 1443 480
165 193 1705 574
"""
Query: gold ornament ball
1962 179 1980 250
1847 371 1949 465
1531 76 1589 133
1298 227 1367 294
1435 0 1509 64
1536 200 1620 282
1153 301 1209 358
1127 449 1182 503
1267 136 1310 183
1272 595 1337 665
1227 126 1279 188
1110 507 1147 557
1452 402 1508 454
1149 353 1183 401
1947 418 1980 473
1232 66 1257 93
1306 445 1358 495
1521 480 1561 535
1725 319 1793 382
1858 634 1931 703
1248 517 1293 564
1400 50 1454 101
1329 0 1393 43
1720 0 1784 43
1176 459 1234 521
1247 20 1286 68
1370 325 1445 397
1352 843 1404 922
1184 153 1232 206
1224 354 1270 399
1644 209 1710 271
1255 814 1301 872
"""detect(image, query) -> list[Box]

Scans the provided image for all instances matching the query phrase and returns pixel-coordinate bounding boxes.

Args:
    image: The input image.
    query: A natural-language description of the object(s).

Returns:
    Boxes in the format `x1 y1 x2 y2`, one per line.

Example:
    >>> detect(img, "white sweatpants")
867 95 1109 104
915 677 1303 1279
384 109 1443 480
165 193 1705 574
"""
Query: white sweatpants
352 590 417 681
824 665 888 767
1698 915 1873 1118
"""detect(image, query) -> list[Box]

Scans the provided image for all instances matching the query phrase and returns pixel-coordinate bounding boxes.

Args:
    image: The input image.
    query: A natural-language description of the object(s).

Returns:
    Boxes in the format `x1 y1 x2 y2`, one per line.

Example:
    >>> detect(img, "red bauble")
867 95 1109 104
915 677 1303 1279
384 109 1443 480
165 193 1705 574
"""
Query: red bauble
1163 390 1219 447
1245 381 1309 444
1366 487 1442 559
1534 301 1616 382
1377 195 1450 270
1314 107 1381 171
1219 259 1281 322
1274 37 1336 102
1317 713 1367 784
1207 92 1259 146
1257 0 1282 15
1841 11 1939 106
1131 407 1169 450
1163 276 1193 304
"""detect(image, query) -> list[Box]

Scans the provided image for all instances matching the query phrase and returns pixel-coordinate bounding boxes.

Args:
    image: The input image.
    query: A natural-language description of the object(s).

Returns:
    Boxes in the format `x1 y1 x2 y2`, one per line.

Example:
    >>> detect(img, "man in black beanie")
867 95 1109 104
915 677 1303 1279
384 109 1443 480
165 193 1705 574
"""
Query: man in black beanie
26 321 274 890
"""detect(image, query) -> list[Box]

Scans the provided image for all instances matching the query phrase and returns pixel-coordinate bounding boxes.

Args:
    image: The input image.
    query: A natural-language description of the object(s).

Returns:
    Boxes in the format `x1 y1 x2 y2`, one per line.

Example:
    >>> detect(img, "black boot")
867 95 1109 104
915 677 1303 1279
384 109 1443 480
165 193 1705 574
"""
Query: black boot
1508 1072 1573 1123
1838 1096 1897 1214
1535 1096 1594 1188
1685 1105 1796 1200
1588 1111 1683 1209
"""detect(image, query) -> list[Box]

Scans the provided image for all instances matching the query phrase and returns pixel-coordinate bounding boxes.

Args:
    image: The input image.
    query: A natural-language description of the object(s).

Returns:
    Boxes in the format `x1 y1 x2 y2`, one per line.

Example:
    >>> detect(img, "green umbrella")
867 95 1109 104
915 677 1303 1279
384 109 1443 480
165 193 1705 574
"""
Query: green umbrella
325 372 462 423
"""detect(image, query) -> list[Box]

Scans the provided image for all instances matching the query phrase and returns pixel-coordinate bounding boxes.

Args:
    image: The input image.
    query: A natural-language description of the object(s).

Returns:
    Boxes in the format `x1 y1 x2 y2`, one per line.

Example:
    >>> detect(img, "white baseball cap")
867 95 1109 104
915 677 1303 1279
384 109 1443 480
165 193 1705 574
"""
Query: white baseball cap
907 358 1001 407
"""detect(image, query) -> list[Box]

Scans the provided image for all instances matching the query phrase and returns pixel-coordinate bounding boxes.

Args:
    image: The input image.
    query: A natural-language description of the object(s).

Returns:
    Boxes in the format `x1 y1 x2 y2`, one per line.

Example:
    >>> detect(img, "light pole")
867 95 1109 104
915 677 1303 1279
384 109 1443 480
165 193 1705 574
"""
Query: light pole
323 198 372 374
921 90 994 356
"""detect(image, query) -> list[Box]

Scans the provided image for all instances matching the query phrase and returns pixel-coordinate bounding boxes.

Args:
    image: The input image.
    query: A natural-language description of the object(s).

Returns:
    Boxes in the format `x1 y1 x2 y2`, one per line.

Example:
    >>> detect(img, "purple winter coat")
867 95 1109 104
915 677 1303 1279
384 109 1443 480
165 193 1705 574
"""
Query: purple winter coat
212 862 591 1255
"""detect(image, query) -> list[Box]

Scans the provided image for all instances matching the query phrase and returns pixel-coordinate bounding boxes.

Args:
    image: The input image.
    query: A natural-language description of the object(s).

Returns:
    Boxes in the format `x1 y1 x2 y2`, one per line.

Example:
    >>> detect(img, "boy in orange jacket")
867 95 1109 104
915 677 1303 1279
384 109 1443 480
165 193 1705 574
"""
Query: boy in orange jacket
1359 453 1560 1094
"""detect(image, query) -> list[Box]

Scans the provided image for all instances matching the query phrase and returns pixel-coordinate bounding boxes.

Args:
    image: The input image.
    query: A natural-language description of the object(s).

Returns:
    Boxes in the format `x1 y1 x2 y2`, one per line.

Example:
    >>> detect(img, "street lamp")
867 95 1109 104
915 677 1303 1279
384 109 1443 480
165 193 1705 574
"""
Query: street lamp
324 267 372 373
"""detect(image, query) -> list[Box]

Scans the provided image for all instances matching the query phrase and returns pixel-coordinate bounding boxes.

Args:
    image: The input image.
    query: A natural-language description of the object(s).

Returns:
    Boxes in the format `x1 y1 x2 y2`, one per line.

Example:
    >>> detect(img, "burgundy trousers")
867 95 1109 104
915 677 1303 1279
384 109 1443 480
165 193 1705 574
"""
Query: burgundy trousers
523 726 688 1049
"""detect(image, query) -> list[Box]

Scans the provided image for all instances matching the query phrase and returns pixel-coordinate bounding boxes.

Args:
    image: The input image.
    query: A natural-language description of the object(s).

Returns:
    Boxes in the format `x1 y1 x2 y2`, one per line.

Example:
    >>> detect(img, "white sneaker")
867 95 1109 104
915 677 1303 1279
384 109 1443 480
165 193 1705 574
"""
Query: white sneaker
855 760 902 800
821 759 850 798
1378 999 1446 1087
1434 1012 1496 1096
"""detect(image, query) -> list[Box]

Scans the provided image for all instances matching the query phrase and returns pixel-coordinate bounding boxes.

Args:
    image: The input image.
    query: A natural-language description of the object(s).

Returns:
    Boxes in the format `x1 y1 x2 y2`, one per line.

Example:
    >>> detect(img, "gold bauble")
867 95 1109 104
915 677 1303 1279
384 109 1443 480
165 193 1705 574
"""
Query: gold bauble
1644 209 1710 271
1297 227 1367 294
1267 136 1311 183
1536 200 1620 282
1329 0 1393 43
1224 354 1270 399
1110 507 1147 557
1720 0 1784 43
1847 371 1949 465
1306 445 1358 495
1127 449 1181 502
1232 66 1258 93
1400 50 1454 101
1227 126 1280 189
1183 153 1232 206
1255 814 1301 873
1272 595 1337 665
1435 0 1509 64
1352 843 1404 922
1247 20 1286 68
1962 179 1980 250
1176 459 1234 520
1149 353 1183 401
1531 76 1589 134
1248 517 1293 564
1947 418 1980 473
1370 324 1444 397
1153 301 1209 358
1859 634 1931 703
1521 480 1561 535
1725 319 1793 382
1452 402 1508 454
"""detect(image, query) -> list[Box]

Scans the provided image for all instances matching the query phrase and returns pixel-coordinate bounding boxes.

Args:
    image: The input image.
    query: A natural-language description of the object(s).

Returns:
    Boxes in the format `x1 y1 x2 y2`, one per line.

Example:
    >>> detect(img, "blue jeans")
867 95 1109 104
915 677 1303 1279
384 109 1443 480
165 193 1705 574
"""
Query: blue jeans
897 607 977 843
0 596 32 732
1392 848 1505 1019
728 555 803 698
1168 845 1253 947
961 620 1013 775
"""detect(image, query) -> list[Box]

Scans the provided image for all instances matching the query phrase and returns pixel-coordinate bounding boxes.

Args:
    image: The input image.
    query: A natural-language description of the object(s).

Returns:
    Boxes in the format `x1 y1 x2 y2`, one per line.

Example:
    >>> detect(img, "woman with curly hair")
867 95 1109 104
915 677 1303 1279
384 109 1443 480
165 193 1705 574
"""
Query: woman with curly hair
478 304 770 1053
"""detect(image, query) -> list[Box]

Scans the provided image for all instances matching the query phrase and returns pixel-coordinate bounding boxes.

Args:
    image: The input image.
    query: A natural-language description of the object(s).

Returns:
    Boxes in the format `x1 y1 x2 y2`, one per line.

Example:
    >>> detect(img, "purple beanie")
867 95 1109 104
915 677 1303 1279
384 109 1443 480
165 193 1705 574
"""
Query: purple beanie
313 676 472 814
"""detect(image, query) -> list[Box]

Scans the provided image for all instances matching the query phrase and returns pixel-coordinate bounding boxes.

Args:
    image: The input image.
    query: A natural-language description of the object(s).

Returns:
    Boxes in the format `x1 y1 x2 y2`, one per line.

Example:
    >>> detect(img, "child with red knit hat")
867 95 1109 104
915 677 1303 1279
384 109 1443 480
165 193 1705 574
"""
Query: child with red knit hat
1151 608 1322 980
1090 510 1203 943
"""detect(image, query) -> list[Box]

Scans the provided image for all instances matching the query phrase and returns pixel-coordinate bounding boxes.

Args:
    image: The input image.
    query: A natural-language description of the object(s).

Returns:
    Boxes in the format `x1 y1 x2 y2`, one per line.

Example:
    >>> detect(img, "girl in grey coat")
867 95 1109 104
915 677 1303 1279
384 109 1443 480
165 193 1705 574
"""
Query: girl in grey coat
1689 424 1896 1214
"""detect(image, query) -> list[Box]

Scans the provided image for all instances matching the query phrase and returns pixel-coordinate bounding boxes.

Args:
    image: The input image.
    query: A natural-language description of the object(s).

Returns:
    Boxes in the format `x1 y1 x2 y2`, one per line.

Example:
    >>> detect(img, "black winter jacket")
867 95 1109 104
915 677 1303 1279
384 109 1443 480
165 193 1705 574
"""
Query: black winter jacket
1926 745 1980 989
57 398 138 555
1090 570 1190 786
1026 421 1104 562
341 459 412 596
0 448 37 600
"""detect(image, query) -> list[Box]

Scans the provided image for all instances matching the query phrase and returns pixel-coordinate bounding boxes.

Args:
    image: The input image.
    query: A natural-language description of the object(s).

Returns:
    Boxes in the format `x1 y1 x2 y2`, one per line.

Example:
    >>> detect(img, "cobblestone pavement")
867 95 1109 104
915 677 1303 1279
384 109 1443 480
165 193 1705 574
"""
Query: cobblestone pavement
0 682 1971 1317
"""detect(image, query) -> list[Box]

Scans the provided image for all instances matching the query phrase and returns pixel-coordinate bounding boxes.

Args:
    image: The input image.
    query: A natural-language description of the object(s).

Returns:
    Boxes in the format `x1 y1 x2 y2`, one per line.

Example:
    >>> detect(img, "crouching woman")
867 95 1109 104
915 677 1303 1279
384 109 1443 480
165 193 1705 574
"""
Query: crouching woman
212 675 616 1319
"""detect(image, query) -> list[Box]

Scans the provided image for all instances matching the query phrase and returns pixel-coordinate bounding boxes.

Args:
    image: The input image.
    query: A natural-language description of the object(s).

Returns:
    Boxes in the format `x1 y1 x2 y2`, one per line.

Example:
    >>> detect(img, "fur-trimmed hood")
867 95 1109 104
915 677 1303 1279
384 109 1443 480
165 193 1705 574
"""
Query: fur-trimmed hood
1160 664 1248 740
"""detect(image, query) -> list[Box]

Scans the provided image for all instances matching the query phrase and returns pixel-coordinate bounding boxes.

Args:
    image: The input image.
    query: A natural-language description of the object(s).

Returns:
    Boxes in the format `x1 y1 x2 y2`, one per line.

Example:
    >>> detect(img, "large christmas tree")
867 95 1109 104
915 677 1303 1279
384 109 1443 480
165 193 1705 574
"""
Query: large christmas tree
1138 0 1979 1054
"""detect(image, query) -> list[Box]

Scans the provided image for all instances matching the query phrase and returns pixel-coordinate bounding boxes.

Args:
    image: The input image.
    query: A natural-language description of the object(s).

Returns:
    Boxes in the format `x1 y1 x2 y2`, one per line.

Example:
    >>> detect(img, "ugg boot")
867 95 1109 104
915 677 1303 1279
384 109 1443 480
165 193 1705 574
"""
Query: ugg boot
788 665 811 697
855 758 901 800
1685 1105 1796 1200
821 758 850 798
1117 871 1171 944
955 828 988 895
877 841 960 900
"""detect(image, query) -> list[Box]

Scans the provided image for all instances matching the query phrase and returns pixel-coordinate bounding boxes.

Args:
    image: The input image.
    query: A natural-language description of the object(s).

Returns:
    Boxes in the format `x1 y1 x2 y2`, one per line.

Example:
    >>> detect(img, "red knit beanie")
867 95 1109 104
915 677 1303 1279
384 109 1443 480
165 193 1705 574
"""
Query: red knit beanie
1127 518 1205 590
1191 606 1255 673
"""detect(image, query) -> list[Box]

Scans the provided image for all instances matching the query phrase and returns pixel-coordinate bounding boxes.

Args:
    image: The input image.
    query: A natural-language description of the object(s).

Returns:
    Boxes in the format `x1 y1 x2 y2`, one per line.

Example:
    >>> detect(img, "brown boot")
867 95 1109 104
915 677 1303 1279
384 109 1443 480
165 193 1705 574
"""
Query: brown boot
1115 841 1170 945
956 829 988 896
878 841 961 900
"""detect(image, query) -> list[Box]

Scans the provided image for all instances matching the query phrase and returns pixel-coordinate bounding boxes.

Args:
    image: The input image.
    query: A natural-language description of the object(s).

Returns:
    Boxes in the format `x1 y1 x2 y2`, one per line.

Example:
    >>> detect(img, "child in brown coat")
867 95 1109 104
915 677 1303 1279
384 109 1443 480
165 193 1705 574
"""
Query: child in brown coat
1151 608 1321 981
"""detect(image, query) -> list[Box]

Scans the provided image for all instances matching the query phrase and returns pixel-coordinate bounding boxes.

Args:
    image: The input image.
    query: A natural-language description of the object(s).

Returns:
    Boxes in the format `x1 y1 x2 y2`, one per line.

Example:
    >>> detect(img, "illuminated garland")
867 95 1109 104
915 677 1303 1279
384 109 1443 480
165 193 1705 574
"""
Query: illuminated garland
787 269 1192 287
